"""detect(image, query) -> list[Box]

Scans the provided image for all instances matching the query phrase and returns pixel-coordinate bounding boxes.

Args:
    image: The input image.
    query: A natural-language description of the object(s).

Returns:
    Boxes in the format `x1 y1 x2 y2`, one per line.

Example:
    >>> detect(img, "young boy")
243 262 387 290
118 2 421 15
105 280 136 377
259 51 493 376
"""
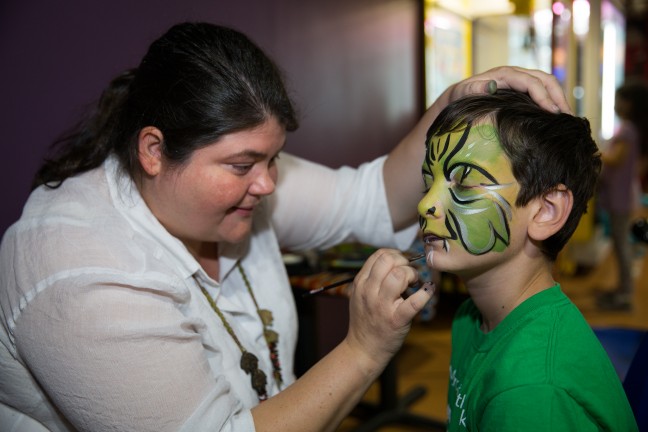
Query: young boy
417 90 638 431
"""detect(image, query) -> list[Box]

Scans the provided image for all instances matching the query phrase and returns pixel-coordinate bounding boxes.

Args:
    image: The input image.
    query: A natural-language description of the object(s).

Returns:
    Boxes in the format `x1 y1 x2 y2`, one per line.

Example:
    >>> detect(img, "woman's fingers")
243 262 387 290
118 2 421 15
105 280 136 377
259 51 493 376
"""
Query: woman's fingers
489 66 570 113
449 66 572 114
356 250 415 293
351 248 395 293
347 249 434 364
394 282 435 328
353 249 420 311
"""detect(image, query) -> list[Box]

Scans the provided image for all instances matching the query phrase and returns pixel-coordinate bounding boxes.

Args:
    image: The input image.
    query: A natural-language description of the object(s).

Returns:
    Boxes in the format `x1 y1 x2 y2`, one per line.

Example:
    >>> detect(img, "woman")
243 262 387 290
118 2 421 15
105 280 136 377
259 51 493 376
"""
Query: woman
0 22 569 431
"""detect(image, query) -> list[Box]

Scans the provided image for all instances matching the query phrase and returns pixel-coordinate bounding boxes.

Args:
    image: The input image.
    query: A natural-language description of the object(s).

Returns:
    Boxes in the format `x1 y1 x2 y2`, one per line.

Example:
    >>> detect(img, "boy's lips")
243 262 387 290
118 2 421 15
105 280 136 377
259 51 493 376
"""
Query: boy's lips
422 233 445 244
422 232 451 252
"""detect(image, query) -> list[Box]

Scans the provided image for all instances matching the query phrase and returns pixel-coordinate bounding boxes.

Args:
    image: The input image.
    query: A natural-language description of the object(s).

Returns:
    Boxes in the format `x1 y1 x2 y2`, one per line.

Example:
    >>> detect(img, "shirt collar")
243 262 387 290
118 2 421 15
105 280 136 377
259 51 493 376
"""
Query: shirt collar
104 154 202 280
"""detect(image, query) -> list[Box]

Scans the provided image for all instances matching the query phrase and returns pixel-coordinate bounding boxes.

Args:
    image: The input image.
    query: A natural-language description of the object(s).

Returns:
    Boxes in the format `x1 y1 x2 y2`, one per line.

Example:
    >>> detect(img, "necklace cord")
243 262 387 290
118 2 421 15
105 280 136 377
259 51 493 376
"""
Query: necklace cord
193 262 283 402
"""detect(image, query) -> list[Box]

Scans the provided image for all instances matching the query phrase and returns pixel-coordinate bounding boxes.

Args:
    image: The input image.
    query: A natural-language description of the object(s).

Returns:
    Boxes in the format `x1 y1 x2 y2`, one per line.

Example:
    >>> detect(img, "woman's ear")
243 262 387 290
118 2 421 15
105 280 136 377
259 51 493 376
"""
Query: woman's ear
528 185 573 241
137 126 164 176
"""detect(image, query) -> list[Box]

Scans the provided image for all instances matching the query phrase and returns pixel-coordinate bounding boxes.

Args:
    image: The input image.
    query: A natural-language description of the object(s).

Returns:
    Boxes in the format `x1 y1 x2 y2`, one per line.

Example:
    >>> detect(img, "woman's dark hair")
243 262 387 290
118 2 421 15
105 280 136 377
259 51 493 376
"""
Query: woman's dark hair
33 22 298 189
426 89 602 261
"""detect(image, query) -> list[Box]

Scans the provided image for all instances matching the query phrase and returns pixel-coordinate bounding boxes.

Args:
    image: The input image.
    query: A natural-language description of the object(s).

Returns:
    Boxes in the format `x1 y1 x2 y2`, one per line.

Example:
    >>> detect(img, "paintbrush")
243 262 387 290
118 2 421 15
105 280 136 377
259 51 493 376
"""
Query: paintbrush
301 253 426 298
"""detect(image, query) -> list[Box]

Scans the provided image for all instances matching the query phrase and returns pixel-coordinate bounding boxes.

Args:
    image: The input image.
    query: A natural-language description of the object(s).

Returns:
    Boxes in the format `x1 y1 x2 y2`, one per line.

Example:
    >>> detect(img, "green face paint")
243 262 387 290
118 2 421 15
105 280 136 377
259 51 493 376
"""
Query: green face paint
418 123 518 255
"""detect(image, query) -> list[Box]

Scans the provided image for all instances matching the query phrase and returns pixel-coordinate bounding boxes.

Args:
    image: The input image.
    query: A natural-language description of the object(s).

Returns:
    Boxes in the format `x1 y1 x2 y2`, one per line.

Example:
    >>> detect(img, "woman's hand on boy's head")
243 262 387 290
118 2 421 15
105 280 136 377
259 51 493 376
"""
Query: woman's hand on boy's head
448 66 572 115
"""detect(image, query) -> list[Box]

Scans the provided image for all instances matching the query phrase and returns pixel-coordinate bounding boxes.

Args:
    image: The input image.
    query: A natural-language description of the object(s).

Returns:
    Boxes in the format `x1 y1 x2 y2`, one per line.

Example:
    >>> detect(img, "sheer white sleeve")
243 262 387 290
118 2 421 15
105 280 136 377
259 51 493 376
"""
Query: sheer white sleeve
13 279 255 432
270 153 417 252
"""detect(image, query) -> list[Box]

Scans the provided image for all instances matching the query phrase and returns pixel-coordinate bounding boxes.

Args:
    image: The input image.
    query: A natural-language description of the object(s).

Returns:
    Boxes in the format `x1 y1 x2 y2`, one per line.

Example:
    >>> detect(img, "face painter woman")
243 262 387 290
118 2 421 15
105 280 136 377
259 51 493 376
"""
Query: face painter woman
0 22 571 432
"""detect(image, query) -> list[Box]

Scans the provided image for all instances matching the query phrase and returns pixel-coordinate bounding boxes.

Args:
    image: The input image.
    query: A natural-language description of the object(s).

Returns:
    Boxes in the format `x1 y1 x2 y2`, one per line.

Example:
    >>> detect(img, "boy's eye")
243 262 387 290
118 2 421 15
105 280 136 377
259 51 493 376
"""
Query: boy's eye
449 164 496 189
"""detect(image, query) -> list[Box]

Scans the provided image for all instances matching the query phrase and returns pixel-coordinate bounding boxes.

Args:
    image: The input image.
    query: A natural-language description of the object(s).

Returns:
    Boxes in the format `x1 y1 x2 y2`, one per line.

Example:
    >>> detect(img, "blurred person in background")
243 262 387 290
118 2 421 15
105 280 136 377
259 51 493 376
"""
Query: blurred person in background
597 79 648 311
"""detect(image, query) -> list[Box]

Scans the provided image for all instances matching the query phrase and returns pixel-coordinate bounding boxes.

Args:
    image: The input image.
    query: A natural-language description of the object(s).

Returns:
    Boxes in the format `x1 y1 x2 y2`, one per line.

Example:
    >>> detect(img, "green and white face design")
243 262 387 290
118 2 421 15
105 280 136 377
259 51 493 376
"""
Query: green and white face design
417 123 519 255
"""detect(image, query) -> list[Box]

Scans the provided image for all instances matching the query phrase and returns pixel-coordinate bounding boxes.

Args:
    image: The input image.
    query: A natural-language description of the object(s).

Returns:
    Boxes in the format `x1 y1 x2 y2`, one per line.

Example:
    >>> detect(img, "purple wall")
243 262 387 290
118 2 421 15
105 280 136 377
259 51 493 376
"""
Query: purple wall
0 0 423 235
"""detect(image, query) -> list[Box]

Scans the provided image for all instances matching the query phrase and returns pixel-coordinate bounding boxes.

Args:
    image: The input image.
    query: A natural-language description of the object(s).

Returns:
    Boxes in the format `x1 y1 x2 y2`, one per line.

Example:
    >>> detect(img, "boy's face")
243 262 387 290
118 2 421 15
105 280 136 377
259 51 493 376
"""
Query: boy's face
417 123 524 275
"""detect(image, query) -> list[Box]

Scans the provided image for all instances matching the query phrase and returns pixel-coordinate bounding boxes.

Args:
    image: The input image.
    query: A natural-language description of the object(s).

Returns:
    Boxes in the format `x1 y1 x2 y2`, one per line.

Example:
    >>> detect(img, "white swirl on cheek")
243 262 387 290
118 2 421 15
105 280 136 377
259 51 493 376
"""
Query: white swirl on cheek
449 182 514 255
482 183 514 220
426 250 434 268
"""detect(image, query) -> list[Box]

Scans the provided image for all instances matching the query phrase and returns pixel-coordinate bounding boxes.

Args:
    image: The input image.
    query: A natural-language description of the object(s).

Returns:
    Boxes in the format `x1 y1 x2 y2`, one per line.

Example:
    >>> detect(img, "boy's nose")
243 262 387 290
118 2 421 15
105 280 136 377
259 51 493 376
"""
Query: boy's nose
418 195 443 219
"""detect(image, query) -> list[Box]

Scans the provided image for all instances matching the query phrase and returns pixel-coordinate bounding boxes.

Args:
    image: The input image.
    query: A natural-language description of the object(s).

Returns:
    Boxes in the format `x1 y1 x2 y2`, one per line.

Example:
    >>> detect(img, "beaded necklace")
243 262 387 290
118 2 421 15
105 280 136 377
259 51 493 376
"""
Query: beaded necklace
194 262 282 402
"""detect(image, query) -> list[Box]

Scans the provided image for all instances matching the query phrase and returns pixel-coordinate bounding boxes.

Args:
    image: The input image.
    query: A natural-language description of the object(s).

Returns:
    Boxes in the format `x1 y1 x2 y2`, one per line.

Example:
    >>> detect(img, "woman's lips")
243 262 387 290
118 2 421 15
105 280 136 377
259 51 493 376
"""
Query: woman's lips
231 205 255 216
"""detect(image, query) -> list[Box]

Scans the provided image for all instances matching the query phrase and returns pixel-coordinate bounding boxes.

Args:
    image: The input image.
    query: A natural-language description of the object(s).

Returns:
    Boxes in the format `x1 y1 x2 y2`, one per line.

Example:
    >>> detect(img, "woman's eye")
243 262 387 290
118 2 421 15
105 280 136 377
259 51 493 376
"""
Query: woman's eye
232 164 253 174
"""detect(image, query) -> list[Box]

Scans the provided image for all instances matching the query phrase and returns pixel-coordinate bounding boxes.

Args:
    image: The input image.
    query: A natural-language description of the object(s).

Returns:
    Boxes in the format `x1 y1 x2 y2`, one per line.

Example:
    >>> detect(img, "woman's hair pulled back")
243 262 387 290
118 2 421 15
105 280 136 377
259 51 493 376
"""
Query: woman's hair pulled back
33 22 298 189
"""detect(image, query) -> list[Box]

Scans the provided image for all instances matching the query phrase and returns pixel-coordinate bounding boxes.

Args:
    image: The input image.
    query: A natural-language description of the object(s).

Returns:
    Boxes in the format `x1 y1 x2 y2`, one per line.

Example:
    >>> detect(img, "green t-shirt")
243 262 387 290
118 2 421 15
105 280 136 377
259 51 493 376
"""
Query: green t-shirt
447 284 638 431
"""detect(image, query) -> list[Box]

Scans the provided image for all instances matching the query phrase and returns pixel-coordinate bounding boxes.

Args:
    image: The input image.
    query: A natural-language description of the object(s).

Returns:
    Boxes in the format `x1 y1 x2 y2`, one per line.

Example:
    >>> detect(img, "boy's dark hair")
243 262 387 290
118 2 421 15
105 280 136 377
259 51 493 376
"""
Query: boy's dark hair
426 89 601 261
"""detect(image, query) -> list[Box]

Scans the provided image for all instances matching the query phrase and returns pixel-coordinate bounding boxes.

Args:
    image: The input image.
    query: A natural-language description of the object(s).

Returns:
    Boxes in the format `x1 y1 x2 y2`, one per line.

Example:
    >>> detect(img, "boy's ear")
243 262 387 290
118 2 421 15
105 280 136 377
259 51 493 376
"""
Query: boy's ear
137 126 164 176
528 185 573 241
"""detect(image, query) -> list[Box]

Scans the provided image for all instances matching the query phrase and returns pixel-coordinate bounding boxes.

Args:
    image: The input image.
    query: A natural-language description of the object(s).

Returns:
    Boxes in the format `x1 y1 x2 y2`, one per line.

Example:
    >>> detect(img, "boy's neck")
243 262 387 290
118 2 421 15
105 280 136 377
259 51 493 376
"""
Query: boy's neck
463 256 556 333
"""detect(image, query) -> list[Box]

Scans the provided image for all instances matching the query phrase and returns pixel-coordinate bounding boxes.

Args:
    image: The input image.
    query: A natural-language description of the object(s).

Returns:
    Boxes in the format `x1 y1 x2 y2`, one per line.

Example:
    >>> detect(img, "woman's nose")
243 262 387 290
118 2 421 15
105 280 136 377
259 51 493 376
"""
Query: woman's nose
251 169 276 196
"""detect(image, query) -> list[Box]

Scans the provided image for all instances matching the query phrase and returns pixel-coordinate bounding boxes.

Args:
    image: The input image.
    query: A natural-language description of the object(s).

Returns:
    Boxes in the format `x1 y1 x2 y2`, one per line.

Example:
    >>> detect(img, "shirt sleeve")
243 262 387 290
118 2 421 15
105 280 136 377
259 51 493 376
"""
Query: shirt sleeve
269 153 417 252
13 278 255 432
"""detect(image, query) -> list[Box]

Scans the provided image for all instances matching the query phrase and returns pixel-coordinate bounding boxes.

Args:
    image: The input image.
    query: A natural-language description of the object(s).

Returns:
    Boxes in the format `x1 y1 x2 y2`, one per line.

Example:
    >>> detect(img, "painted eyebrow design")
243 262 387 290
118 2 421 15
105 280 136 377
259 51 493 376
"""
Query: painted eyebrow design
422 131 452 177
449 163 500 185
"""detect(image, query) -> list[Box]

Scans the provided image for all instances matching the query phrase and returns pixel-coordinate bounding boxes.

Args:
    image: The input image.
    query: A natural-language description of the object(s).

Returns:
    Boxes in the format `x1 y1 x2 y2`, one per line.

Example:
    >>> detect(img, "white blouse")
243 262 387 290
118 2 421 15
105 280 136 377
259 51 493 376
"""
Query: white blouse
0 153 415 431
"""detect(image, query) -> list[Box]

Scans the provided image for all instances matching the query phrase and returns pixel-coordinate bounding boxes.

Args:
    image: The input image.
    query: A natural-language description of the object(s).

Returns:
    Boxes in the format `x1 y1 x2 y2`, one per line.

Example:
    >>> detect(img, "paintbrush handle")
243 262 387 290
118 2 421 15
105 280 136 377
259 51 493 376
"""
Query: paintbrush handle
301 276 355 297
301 253 425 298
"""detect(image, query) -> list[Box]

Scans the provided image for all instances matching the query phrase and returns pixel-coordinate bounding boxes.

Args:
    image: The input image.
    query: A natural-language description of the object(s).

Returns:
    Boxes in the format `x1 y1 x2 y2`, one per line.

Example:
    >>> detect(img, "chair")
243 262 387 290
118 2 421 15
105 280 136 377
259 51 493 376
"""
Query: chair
623 331 648 431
